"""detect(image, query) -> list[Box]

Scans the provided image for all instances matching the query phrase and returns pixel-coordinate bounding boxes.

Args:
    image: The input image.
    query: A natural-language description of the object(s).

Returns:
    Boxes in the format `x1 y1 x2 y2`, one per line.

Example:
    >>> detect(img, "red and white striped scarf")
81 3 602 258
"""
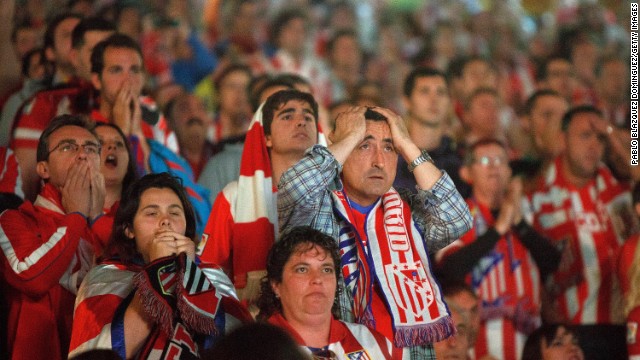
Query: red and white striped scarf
228 104 276 289
217 105 327 290
69 255 251 359
332 189 454 347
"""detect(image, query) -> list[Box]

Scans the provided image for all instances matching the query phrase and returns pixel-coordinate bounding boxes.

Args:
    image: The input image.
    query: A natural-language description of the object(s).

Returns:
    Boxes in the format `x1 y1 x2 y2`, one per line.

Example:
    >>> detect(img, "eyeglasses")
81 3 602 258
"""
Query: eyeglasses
470 155 508 167
47 141 101 157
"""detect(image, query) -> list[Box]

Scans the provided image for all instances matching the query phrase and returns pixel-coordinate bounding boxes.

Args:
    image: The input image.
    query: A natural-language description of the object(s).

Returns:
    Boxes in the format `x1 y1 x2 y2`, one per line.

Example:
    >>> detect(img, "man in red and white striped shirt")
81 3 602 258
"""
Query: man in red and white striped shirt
524 105 640 359
437 139 560 360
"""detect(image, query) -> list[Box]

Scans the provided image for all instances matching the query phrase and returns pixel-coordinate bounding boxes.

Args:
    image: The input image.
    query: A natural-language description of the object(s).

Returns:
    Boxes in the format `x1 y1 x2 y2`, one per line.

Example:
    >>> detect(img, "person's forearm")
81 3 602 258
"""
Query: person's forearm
514 220 561 280
124 292 152 358
401 143 442 191
278 146 340 237
413 173 472 252
438 229 501 279
327 132 362 165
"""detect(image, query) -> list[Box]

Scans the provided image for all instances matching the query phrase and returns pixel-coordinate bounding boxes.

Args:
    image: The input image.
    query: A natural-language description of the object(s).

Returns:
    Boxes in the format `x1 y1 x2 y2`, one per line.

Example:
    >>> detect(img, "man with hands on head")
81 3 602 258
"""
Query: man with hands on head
0 114 107 360
278 105 472 359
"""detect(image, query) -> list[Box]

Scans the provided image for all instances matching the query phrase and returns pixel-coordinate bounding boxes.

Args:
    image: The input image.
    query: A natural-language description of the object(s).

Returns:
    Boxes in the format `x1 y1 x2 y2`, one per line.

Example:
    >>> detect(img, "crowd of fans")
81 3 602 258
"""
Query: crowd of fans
0 0 636 359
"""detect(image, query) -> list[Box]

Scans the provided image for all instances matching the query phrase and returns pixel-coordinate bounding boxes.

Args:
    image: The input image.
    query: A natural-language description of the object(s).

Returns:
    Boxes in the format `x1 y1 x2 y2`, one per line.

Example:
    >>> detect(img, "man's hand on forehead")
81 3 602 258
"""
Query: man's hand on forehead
369 106 414 155
329 106 367 144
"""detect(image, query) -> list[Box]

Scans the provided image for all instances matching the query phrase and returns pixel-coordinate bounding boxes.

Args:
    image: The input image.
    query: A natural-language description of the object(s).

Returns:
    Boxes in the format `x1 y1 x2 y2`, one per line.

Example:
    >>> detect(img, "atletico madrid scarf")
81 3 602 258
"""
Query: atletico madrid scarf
229 104 326 298
69 255 251 359
332 188 454 347
227 103 277 297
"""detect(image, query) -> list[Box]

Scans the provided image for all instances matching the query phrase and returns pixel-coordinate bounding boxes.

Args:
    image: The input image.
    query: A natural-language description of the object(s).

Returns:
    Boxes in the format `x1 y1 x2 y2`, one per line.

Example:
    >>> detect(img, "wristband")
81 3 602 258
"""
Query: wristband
408 149 434 172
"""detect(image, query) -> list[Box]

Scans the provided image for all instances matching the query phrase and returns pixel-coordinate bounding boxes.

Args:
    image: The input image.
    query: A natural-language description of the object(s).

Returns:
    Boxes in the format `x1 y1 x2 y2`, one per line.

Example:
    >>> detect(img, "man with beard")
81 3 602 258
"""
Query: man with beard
165 93 216 180
209 63 253 145
524 105 640 359
90 34 208 235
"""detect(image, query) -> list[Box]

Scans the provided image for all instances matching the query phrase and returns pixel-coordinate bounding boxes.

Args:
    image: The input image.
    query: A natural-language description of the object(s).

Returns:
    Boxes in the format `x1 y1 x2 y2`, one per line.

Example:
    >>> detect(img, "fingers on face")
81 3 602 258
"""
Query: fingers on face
68 160 90 188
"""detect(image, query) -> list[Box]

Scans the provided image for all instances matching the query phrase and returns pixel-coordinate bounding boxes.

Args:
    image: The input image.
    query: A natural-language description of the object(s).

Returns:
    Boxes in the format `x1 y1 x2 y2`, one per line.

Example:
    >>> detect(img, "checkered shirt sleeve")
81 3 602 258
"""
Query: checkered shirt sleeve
411 172 472 254
277 145 343 238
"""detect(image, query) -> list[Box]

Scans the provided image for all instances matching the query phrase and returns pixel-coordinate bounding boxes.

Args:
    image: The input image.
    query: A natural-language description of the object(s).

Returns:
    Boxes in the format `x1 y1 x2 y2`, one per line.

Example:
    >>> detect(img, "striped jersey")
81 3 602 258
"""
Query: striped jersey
439 199 542 360
524 158 638 325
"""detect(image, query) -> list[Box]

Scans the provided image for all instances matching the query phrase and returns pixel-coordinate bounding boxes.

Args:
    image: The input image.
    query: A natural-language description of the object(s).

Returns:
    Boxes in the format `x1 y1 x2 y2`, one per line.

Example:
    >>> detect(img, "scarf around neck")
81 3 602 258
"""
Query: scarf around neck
332 188 454 347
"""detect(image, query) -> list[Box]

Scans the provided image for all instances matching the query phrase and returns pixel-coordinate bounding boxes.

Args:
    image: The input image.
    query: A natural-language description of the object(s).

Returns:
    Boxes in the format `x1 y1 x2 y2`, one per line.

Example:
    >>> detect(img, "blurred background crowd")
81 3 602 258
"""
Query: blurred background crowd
0 1 636 360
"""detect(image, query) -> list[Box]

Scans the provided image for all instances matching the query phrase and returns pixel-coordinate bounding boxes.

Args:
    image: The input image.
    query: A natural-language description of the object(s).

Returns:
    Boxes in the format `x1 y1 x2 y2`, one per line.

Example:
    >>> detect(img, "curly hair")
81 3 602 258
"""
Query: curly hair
256 226 342 321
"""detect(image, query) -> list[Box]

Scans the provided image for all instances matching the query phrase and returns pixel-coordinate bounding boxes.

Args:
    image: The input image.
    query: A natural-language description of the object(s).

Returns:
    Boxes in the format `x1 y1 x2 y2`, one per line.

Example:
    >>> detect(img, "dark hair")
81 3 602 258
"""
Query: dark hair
213 63 253 92
439 278 477 300
633 182 640 205
91 33 143 75
523 89 563 116
94 123 139 192
164 92 201 126
522 324 579 360
105 173 196 265
36 114 97 162
201 322 307 360
270 8 308 46
261 89 319 137
276 73 311 91
21 47 47 78
561 105 603 131
257 226 341 320
326 28 359 56
11 20 34 44
43 12 82 50
447 55 494 81
352 80 384 107
464 87 499 111
251 76 296 111
463 138 508 165
363 107 387 121
535 54 571 82
71 17 116 49
403 67 448 97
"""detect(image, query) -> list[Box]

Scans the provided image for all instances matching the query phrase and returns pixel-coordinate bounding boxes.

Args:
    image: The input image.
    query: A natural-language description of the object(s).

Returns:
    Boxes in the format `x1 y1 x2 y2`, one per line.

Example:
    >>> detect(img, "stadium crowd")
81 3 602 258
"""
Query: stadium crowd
0 1 636 359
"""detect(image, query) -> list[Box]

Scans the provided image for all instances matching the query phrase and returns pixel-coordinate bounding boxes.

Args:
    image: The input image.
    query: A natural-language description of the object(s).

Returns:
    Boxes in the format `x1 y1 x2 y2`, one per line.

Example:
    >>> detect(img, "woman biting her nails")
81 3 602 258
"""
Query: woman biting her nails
69 173 251 359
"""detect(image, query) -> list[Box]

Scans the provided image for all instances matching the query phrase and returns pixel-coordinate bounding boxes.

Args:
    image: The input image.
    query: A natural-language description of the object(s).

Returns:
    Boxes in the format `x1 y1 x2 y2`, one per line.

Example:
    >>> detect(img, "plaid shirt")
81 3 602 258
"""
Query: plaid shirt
277 145 472 360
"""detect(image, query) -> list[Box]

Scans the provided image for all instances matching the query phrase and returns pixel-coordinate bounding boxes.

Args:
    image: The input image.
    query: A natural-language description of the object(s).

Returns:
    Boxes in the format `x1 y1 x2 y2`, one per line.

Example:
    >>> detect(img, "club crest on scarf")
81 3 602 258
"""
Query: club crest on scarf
346 350 372 360
385 261 434 317
382 192 435 317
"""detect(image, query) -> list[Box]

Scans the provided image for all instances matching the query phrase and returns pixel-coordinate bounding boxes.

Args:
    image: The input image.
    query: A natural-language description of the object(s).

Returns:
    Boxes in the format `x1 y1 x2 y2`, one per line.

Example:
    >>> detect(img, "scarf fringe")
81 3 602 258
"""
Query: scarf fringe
175 260 218 335
176 295 218 335
357 307 376 329
133 271 175 336
393 315 455 347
